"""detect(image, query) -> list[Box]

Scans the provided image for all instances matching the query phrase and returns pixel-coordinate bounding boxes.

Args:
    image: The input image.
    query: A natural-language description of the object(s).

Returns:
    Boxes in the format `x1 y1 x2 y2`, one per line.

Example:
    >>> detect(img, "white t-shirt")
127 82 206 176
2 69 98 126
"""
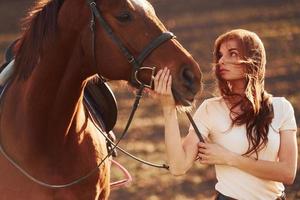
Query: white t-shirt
190 96 297 200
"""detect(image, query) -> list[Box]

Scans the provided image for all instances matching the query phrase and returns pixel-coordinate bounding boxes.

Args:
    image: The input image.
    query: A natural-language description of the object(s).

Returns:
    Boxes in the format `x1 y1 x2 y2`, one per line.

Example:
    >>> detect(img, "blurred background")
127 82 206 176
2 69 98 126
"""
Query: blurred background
0 0 299 199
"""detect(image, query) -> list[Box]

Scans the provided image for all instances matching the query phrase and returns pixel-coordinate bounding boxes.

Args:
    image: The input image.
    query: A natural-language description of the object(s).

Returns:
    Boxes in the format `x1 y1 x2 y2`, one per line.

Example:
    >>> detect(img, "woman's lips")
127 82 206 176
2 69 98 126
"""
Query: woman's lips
219 69 229 73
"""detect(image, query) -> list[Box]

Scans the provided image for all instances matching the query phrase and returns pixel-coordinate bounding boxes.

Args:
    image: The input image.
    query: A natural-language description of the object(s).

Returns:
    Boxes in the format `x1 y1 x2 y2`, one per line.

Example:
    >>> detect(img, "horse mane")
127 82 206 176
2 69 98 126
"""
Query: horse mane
14 0 64 80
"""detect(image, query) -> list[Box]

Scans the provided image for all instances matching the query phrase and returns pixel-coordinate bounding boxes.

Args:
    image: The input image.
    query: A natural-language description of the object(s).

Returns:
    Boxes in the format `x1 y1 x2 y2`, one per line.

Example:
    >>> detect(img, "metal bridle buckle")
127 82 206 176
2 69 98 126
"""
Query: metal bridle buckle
89 1 96 7
134 67 156 89
128 56 135 64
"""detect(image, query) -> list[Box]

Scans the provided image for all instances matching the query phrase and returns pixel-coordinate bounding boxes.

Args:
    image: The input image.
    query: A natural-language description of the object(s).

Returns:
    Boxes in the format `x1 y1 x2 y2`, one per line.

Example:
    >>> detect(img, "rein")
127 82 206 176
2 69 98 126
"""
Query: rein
84 86 169 170
0 81 148 188
85 0 173 173
186 112 205 143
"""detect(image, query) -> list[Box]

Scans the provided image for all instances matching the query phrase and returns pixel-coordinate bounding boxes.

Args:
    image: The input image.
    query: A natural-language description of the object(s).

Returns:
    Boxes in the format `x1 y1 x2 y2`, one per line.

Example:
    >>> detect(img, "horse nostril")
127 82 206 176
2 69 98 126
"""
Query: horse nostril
181 67 195 87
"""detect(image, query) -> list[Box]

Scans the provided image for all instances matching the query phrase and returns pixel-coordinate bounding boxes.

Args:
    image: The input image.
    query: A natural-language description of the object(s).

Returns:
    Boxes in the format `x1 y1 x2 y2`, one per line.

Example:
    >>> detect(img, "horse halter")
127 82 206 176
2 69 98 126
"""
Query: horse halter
87 0 176 88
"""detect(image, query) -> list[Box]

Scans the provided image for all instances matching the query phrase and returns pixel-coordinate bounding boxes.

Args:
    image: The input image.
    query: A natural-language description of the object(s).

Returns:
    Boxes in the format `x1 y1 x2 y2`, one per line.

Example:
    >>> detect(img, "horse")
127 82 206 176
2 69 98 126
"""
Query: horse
0 0 202 199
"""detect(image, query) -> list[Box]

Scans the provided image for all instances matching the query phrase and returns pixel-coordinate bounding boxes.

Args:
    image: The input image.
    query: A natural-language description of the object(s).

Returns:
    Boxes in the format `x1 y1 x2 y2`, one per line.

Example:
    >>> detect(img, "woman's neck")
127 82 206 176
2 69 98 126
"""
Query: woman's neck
229 78 246 95
223 79 246 110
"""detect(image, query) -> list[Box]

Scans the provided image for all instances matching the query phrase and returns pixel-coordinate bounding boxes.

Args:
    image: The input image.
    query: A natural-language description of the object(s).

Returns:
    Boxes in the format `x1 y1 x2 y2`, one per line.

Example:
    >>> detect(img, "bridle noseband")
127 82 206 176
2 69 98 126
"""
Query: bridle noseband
87 0 176 88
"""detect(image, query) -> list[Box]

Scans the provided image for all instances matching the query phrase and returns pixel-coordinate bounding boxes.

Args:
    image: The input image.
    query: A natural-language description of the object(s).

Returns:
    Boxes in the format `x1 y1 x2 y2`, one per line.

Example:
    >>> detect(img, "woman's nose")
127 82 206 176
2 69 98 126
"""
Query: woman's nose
219 56 225 65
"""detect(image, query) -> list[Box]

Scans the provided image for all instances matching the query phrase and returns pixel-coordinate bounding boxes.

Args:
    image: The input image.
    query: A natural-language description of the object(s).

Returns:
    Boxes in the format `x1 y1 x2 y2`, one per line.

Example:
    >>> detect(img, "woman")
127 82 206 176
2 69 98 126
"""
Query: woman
154 29 297 200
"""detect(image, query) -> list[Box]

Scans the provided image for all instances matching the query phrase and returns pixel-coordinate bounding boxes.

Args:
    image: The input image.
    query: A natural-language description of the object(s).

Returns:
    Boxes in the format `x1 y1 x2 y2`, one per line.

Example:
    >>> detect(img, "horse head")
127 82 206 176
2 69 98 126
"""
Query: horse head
59 0 202 106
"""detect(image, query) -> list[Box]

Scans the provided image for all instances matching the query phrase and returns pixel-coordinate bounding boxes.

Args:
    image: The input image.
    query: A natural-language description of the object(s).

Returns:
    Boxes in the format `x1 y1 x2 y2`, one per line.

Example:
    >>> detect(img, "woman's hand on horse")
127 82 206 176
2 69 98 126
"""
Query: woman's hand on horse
197 142 237 166
154 67 175 109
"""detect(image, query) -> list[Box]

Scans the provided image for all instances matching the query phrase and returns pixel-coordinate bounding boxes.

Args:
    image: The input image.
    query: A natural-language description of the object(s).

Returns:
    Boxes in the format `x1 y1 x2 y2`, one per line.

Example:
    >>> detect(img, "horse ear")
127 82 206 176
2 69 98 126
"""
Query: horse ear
4 39 19 63
0 60 15 86
0 39 18 76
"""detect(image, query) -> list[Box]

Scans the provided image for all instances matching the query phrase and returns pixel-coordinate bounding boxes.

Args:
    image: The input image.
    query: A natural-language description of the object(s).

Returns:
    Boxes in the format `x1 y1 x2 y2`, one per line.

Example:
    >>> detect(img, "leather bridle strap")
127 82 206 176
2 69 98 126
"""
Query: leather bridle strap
134 32 175 88
84 89 169 170
87 0 175 88
0 83 148 188
135 32 175 65
88 1 135 66
186 112 205 143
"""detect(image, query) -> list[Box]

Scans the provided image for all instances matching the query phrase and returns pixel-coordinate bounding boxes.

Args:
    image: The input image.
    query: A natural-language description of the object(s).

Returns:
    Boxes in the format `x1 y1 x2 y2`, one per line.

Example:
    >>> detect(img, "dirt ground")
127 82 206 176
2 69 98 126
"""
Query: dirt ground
0 0 299 199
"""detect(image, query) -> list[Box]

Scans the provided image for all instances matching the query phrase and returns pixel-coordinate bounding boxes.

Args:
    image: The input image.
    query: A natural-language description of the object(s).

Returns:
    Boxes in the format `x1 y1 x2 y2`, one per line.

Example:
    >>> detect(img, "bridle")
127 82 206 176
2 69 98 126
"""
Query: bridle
86 0 173 175
86 0 177 168
86 0 205 180
87 0 175 88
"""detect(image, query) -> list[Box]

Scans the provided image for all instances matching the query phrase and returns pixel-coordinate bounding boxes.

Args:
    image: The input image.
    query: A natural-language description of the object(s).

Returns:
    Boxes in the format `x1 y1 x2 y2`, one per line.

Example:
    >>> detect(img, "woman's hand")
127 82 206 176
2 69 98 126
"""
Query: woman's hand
154 67 176 109
197 142 237 166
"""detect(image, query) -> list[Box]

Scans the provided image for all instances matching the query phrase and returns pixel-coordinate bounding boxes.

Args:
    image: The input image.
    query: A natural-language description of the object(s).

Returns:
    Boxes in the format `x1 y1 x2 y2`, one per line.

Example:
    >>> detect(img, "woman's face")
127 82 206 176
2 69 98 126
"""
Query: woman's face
217 39 246 81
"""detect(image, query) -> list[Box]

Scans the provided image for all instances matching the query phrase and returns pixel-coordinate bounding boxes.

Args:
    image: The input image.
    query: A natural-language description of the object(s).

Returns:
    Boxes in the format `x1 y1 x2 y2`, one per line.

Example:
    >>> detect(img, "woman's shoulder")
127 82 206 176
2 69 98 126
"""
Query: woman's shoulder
202 96 223 105
272 96 294 111
272 96 288 102
195 96 231 132
271 97 294 121
271 96 297 132
198 96 226 113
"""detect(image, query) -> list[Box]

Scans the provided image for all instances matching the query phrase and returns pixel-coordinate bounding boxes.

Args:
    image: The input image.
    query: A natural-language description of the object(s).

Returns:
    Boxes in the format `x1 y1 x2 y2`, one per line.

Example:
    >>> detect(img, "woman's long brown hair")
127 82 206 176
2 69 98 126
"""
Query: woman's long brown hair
213 29 274 159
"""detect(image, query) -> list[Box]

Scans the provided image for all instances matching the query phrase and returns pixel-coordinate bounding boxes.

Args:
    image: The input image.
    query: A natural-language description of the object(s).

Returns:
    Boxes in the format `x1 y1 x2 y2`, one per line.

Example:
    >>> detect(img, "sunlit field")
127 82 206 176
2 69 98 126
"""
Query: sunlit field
0 0 299 199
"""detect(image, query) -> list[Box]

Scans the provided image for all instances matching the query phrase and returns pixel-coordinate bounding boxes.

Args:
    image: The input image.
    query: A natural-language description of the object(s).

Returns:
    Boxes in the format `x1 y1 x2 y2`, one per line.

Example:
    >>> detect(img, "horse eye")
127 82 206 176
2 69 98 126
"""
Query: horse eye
116 12 132 22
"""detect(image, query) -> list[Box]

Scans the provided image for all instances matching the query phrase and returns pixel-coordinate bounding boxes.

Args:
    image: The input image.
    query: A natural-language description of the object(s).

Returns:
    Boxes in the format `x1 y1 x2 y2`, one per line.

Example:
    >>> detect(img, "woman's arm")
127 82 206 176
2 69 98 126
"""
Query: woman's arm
198 130 298 184
163 107 199 175
231 130 297 184
154 68 199 176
